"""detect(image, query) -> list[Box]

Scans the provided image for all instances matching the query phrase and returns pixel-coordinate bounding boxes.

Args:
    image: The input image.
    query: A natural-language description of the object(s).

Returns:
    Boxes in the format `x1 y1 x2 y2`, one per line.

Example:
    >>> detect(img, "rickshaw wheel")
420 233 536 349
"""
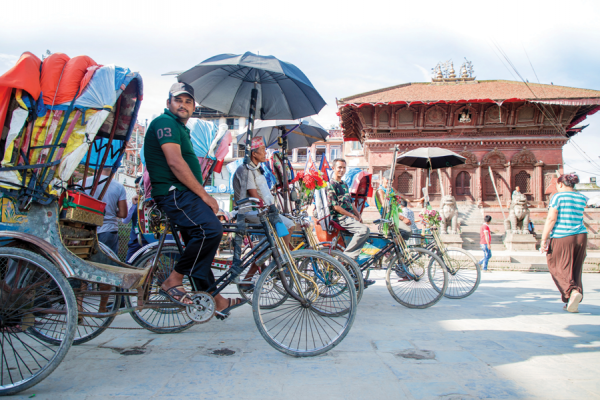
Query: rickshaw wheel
385 247 448 309
28 281 120 346
0 247 76 396
127 246 195 334
311 244 364 304
253 250 357 357
318 250 364 304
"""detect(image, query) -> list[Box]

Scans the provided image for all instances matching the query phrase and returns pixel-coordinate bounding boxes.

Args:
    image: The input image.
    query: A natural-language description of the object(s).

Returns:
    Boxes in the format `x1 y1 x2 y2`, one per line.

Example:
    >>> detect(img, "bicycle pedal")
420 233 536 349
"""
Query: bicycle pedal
215 312 229 321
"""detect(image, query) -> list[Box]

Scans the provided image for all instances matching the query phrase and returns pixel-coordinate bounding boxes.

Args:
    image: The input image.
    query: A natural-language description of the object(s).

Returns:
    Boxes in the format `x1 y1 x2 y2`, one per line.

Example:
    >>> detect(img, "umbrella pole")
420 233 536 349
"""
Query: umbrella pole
280 127 290 213
383 145 398 218
244 87 258 166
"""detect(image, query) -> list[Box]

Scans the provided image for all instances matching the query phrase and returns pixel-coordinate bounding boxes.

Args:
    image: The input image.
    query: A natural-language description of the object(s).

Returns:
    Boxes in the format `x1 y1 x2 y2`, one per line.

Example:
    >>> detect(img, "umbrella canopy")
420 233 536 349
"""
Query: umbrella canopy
170 52 326 120
237 117 328 150
396 147 466 170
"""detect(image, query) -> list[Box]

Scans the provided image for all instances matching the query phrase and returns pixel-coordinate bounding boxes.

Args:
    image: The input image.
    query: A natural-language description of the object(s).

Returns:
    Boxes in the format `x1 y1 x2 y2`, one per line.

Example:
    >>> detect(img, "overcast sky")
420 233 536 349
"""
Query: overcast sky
3 0 600 181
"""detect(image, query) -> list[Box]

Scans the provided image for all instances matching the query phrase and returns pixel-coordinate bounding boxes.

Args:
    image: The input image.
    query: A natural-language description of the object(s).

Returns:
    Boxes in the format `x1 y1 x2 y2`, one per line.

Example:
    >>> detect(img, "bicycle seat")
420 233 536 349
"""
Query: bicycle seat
329 220 349 232
373 219 391 225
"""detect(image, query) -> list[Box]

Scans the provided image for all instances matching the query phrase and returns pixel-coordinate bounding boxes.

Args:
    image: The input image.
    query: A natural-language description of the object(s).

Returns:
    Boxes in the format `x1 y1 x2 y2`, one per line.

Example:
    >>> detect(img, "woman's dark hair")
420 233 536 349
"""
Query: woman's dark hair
400 199 408 207
557 172 580 188
484 215 492 223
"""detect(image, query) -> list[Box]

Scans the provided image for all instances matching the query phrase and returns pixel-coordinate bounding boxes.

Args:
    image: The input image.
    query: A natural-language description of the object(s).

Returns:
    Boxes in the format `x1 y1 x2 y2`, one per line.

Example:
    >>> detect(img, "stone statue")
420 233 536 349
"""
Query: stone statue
439 195 459 234
504 193 531 234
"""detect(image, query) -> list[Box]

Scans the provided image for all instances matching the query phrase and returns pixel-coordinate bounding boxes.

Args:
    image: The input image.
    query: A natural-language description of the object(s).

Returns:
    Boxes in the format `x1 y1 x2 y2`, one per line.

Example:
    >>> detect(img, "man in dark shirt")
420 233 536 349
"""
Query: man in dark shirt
326 158 370 259
144 83 241 315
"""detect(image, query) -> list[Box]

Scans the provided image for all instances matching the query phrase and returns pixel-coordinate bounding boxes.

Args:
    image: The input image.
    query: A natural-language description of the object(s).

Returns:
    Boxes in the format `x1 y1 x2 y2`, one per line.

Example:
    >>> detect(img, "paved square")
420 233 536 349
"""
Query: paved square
15 271 600 399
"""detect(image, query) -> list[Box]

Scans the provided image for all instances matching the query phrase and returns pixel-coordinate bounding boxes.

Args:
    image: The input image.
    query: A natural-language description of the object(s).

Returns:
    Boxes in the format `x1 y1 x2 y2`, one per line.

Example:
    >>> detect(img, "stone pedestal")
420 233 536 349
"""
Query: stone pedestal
503 233 537 251
439 233 463 249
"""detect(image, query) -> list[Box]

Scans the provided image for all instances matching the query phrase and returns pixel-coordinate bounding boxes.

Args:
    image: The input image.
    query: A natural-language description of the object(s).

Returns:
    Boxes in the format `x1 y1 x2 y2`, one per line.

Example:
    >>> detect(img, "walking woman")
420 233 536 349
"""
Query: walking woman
541 173 587 313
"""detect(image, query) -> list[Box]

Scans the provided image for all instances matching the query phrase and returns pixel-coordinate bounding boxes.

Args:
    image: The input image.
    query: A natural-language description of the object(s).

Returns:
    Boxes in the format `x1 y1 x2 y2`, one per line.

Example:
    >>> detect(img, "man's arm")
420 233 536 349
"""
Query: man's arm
247 189 261 201
116 200 128 219
161 143 218 214
332 205 359 220
486 228 491 246
351 204 362 222
122 203 136 224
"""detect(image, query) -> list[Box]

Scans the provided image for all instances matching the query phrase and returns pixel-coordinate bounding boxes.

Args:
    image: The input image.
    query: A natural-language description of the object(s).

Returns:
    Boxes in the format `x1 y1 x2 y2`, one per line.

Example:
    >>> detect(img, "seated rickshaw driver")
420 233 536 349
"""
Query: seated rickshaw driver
144 82 245 315
327 158 375 286
232 137 296 283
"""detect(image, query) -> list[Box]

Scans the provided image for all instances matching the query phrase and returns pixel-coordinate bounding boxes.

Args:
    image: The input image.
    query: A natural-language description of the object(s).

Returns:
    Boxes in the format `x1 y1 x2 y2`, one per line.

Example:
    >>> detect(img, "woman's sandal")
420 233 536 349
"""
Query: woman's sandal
215 298 249 320
159 285 193 307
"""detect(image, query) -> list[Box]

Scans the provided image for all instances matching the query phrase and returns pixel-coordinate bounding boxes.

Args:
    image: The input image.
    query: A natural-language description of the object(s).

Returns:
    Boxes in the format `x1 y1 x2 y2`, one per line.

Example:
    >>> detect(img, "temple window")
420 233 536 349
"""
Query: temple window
485 172 503 200
515 170 532 199
429 172 440 194
361 108 372 125
397 172 413 195
456 171 471 195
352 141 363 151
517 106 535 123
379 111 389 125
398 109 414 124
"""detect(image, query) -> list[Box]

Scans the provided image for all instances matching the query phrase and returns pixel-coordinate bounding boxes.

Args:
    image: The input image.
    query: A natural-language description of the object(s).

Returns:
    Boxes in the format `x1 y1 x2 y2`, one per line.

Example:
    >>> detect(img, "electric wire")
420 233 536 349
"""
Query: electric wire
488 39 600 174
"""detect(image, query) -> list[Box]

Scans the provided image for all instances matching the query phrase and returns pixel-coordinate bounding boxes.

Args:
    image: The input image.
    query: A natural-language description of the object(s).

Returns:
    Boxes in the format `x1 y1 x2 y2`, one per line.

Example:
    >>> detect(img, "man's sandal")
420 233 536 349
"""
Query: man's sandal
159 285 193 307
215 298 249 320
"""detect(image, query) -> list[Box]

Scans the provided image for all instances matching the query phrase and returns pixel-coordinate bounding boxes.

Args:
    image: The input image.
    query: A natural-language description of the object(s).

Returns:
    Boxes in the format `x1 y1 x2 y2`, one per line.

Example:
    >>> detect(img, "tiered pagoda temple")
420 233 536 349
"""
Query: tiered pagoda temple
337 76 600 207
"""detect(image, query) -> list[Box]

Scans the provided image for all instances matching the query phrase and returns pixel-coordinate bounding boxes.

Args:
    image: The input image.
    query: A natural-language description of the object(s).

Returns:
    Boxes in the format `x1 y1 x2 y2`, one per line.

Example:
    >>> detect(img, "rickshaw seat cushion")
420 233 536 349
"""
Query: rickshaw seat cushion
329 220 348 233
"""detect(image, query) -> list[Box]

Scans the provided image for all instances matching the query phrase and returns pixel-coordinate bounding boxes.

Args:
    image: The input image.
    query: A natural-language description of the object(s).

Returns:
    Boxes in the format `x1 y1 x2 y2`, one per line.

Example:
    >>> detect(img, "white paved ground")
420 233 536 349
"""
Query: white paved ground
13 271 600 400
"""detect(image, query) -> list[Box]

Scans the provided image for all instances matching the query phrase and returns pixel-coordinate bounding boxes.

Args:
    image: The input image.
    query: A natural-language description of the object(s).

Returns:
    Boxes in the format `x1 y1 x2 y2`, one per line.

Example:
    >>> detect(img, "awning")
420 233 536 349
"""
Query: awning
530 99 600 106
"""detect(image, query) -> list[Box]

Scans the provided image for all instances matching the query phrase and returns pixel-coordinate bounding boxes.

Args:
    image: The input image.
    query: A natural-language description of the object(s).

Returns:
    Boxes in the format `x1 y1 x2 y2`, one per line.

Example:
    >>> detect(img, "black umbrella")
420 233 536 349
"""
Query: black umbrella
237 117 328 150
396 147 466 170
168 52 326 164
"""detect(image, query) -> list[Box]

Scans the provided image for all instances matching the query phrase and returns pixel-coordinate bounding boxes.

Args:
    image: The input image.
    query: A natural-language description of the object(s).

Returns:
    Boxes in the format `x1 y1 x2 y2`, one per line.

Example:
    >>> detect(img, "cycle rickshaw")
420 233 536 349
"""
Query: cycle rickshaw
0 53 357 395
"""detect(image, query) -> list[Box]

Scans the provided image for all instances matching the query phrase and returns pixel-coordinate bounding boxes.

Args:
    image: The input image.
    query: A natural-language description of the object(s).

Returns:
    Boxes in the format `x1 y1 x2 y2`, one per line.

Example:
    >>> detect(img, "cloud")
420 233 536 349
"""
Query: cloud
0 53 19 75
414 64 431 82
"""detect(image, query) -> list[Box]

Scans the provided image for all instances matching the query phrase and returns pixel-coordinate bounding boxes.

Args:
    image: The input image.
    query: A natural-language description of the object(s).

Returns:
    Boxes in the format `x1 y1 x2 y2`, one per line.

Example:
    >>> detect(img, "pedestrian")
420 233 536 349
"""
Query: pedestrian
512 186 521 199
541 173 587 313
124 176 149 263
144 82 242 317
479 215 492 272
82 167 128 256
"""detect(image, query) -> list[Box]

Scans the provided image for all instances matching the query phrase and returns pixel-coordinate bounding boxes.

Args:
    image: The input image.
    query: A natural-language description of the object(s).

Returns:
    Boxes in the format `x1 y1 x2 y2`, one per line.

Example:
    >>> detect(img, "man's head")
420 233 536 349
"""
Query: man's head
135 176 142 194
400 199 408 207
332 158 346 180
167 82 196 123
250 137 266 164
515 186 521 192
101 167 112 176
484 215 492 223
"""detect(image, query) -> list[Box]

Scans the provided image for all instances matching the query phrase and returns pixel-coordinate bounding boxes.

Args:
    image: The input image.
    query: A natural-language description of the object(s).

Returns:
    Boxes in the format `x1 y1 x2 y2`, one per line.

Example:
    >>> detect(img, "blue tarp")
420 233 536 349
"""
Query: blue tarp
342 168 362 188
187 118 217 159
55 65 133 111
81 137 123 168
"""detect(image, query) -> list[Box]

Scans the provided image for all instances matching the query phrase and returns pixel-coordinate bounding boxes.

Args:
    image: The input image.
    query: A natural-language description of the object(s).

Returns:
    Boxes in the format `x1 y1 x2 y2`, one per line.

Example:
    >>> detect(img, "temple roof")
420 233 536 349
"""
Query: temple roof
338 80 600 105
